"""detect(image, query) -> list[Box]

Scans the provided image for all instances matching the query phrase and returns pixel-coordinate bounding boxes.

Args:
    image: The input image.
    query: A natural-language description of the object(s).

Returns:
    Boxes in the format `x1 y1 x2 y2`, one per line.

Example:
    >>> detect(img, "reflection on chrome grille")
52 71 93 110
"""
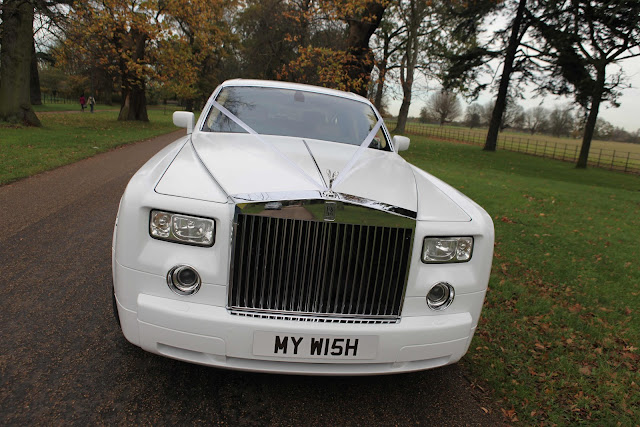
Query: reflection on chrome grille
229 213 413 321
229 310 398 324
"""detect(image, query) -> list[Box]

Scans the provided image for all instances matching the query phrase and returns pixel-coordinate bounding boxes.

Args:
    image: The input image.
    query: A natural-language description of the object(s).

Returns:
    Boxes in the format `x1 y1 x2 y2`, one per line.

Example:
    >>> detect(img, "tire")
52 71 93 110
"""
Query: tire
112 285 121 328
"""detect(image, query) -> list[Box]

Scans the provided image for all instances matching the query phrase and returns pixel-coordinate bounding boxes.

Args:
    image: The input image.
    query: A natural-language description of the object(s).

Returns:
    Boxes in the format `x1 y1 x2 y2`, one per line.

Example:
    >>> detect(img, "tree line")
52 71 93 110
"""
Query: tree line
1 0 639 169
419 92 640 144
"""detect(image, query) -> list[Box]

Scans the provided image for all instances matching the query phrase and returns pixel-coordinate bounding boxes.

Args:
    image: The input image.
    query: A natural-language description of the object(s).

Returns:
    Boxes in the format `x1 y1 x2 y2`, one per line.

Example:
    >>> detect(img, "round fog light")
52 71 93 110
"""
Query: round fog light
167 265 201 295
426 282 454 310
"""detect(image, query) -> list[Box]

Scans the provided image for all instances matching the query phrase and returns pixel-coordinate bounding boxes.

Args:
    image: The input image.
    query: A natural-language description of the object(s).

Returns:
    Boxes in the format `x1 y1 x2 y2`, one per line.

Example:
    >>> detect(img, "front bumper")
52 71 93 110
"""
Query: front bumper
116 292 475 375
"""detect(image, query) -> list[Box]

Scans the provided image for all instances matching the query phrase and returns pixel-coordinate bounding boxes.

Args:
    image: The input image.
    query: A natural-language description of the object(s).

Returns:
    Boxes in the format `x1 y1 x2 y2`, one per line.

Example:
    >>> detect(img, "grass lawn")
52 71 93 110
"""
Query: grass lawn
388 120 640 154
32 103 184 113
401 136 640 424
0 109 179 185
33 103 94 113
387 120 640 174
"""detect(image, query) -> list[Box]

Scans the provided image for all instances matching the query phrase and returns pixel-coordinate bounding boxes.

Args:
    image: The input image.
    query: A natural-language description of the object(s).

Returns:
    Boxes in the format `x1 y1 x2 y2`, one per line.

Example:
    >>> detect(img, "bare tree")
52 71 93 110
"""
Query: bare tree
593 118 614 140
524 106 548 135
370 16 404 112
464 103 483 128
501 101 524 130
479 103 492 127
484 99 524 131
547 105 574 137
424 90 461 125
394 0 432 134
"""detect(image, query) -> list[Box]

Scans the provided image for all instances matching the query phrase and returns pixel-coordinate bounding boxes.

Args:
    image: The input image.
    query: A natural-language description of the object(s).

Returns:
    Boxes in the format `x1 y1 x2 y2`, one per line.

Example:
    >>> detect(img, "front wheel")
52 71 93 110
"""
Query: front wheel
112 285 121 328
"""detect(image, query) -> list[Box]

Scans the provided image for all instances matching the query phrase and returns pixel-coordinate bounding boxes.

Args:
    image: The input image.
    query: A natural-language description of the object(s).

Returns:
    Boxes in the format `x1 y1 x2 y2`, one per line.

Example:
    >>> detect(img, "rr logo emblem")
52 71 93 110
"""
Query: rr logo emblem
324 202 337 222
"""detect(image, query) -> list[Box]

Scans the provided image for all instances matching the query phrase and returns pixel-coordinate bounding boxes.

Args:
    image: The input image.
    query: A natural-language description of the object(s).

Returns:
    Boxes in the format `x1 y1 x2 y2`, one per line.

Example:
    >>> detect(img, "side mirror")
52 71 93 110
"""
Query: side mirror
173 111 195 134
392 135 410 152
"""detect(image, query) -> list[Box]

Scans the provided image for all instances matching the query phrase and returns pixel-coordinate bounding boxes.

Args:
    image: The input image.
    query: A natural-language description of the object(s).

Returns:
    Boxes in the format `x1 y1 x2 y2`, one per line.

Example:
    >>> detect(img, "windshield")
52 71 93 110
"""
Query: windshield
202 86 390 151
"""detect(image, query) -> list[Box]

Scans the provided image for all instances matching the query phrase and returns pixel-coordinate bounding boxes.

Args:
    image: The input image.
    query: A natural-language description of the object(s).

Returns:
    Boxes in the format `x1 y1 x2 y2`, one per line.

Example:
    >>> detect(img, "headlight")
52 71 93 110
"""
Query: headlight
422 236 473 263
150 210 215 246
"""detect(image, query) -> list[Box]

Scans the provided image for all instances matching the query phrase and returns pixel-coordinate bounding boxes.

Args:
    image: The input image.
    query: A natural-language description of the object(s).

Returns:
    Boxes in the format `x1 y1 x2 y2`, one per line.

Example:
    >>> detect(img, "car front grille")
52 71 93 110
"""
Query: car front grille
228 212 413 322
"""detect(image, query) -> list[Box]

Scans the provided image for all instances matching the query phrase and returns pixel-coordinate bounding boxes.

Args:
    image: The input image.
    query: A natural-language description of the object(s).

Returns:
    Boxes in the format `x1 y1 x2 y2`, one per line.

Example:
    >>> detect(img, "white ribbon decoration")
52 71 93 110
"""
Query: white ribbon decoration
210 99 384 194
330 118 383 190
211 100 327 191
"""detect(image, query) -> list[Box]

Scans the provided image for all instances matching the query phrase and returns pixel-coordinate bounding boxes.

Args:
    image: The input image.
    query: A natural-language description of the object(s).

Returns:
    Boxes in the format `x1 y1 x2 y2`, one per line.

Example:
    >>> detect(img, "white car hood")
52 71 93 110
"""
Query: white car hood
190 132 416 210
157 132 471 221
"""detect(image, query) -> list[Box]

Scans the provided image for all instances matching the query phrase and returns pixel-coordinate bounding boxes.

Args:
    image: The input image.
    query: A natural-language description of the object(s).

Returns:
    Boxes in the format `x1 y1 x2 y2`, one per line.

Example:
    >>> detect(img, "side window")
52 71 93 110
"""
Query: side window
365 109 390 151
205 89 228 131
371 126 388 150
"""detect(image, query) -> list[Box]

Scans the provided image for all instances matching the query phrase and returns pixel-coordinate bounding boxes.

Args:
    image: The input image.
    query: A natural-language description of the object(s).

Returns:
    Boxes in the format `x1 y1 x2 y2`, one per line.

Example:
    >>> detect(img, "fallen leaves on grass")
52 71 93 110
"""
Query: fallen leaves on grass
501 408 519 422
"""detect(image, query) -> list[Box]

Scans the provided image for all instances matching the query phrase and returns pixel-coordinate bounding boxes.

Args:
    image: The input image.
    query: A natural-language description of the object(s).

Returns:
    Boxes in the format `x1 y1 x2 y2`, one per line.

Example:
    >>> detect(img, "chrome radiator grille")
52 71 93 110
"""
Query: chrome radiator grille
228 212 413 321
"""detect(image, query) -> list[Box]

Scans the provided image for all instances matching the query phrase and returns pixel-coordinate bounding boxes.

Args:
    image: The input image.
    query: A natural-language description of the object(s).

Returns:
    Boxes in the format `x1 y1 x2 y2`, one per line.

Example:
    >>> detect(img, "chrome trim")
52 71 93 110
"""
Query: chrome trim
426 282 455 311
229 308 399 324
166 265 202 296
232 190 417 220
228 209 415 322
188 138 233 202
302 139 329 189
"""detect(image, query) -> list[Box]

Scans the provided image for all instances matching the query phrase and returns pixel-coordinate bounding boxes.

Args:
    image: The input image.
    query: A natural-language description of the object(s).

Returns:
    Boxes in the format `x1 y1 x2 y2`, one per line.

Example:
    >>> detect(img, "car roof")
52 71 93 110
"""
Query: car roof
220 79 371 104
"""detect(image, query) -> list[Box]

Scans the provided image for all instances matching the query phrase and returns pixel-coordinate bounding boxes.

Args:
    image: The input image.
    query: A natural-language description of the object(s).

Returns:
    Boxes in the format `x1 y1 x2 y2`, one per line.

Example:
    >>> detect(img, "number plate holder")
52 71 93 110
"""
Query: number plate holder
253 331 378 360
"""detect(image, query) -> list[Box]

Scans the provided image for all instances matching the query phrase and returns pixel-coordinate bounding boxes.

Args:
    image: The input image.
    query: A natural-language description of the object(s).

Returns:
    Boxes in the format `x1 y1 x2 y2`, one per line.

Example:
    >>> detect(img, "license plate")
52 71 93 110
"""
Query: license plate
253 331 378 360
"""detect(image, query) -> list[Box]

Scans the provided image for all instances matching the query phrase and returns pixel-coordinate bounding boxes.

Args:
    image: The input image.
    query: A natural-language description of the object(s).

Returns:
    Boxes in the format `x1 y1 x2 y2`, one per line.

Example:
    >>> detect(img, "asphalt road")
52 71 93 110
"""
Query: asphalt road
0 130 502 426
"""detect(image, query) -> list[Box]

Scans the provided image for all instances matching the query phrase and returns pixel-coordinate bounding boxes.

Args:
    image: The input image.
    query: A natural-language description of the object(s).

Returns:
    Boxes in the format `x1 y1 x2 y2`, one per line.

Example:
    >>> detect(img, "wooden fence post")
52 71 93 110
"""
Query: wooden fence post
624 152 630 173
611 150 616 170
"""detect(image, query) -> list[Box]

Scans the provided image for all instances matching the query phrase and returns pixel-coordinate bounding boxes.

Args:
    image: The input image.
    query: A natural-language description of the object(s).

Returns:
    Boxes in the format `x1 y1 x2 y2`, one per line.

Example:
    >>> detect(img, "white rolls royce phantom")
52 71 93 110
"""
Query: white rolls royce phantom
112 79 494 375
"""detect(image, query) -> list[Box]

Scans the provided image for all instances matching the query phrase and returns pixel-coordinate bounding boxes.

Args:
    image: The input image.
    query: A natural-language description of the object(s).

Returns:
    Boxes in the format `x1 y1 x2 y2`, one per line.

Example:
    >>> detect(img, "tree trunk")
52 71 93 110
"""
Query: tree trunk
395 83 411 133
393 0 424 134
119 85 149 121
576 67 606 169
117 29 148 121
394 45 414 135
373 62 387 111
373 31 391 111
484 0 527 151
344 2 386 97
30 40 42 105
393 40 417 133
0 1 41 126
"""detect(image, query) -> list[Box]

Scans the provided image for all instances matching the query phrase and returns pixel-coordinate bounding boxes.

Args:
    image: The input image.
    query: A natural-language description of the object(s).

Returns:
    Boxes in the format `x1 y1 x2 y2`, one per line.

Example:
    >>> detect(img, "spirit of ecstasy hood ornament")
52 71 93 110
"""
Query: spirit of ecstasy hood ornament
322 169 340 198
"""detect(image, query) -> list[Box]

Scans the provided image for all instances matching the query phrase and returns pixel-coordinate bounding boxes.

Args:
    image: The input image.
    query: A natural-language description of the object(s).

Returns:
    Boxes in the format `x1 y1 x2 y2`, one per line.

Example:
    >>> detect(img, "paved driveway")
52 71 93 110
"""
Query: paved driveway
0 130 501 425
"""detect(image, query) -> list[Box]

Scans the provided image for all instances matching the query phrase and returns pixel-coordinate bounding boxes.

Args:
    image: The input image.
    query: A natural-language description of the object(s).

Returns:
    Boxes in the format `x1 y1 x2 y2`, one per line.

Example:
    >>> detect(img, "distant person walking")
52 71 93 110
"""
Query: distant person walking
80 94 86 112
88 96 96 113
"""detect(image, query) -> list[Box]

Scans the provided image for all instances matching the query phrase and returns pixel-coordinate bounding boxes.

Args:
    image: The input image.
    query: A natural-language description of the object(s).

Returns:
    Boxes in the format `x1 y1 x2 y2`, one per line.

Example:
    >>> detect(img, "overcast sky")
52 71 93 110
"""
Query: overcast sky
388 54 640 132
